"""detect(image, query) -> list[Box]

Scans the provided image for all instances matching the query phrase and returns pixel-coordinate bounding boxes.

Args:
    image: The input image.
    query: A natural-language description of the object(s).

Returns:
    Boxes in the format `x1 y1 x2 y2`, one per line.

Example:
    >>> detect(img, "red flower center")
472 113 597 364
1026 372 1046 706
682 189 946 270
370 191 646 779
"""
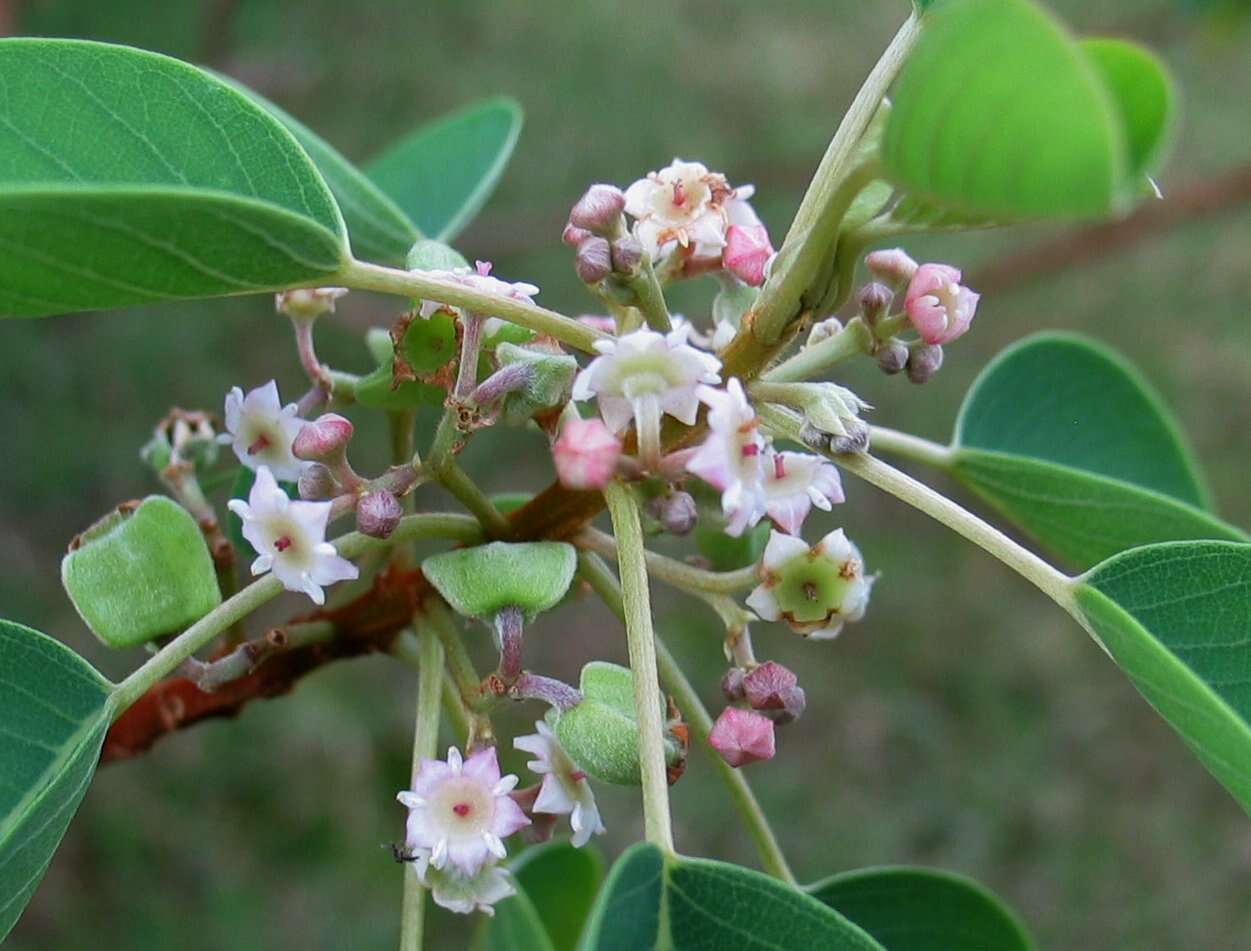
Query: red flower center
452 802 471 817
273 536 292 552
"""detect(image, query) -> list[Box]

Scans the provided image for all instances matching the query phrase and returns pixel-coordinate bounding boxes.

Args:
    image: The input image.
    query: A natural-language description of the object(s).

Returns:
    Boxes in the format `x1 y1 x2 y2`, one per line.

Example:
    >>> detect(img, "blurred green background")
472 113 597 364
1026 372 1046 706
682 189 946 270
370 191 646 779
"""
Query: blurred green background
4 0 1251 948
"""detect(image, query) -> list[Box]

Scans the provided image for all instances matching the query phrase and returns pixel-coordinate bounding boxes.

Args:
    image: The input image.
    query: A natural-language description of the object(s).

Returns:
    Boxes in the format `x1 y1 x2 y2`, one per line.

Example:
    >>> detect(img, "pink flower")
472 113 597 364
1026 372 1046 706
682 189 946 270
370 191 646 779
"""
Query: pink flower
708 707 776 767
761 451 844 535
723 224 773 287
553 418 622 490
904 264 980 345
686 379 767 537
397 747 530 876
514 720 605 848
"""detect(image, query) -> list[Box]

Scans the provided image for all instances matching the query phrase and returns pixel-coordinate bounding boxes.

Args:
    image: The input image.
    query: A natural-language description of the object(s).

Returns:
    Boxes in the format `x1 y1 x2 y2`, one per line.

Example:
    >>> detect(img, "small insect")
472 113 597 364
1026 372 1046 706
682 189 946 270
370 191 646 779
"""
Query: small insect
386 842 420 864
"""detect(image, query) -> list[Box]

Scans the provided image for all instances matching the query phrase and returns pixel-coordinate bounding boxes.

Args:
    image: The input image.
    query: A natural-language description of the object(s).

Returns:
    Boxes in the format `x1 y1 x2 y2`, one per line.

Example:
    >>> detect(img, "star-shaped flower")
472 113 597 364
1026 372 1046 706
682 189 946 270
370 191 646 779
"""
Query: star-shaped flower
514 720 605 848
408 851 517 916
219 381 310 482
687 378 767 536
760 451 844 536
623 159 761 263
904 263 980 345
746 529 872 640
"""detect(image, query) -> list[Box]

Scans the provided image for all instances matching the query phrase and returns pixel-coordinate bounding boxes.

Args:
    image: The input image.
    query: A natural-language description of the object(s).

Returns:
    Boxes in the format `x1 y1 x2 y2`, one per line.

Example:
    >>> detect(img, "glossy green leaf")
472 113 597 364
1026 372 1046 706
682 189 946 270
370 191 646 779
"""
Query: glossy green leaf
949 333 1246 569
366 97 522 241
1081 39 1175 181
808 866 1032 950
0 39 347 317
579 844 884 950
221 76 418 266
1077 542 1251 815
0 620 113 941
884 0 1129 219
513 842 603 951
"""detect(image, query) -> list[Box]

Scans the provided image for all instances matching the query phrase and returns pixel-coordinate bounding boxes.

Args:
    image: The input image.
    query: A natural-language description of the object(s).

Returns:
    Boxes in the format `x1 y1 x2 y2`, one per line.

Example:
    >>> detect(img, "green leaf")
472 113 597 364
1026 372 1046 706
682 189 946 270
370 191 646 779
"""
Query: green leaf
949 333 1246 569
0 620 113 941
579 844 884 950
474 883 555 951
61 496 222 648
808 866 1033 950
220 76 419 266
0 39 347 318
883 0 1129 219
422 541 576 621
1076 541 1251 815
1080 39 1175 181
513 843 603 951
366 97 522 241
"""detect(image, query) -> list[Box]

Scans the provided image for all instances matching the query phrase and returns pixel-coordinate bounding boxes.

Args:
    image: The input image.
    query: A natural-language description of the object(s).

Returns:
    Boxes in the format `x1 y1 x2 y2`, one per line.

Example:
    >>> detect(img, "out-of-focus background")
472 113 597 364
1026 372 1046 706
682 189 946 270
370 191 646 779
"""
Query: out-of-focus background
3 0 1250 948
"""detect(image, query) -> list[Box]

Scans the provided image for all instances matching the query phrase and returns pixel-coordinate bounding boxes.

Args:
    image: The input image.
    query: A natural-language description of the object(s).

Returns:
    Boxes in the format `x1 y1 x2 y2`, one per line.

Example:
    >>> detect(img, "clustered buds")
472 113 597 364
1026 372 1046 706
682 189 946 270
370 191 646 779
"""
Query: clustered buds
552 417 623 490
708 707 776 768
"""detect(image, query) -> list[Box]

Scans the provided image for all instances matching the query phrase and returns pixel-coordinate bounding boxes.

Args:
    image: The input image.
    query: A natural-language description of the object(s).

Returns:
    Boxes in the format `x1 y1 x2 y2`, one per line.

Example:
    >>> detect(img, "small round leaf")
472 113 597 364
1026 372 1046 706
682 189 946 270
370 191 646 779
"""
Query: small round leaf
422 541 576 621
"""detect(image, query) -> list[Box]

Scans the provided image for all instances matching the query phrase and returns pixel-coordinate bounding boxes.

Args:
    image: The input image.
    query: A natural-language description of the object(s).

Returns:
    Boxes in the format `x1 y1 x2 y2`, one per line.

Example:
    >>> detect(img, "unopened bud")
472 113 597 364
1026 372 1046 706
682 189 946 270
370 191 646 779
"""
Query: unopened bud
877 340 910 375
708 707 776 768
275 286 347 321
720 667 747 704
574 236 613 284
907 343 944 385
569 184 626 235
806 317 843 348
650 490 697 536
292 413 354 462
553 418 622 490
723 224 773 287
857 282 893 324
298 463 339 500
742 661 806 725
562 222 592 248
610 236 643 276
864 248 918 288
356 490 404 539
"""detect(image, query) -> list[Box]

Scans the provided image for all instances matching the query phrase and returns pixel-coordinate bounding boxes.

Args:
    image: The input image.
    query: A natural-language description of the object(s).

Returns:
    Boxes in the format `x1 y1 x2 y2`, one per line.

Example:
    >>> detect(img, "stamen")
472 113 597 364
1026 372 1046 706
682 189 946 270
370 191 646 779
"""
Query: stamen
452 802 471 817
773 455 786 479
246 434 270 455
803 581 818 601
273 536 292 552
741 443 760 458
672 180 686 207
570 770 587 783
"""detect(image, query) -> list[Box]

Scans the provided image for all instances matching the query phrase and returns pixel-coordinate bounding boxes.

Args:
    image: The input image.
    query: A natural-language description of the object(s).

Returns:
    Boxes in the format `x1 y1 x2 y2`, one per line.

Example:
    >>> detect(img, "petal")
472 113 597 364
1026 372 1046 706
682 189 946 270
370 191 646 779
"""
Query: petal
531 774 576 817
761 529 811 569
492 795 532 839
461 748 501 786
746 584 781 621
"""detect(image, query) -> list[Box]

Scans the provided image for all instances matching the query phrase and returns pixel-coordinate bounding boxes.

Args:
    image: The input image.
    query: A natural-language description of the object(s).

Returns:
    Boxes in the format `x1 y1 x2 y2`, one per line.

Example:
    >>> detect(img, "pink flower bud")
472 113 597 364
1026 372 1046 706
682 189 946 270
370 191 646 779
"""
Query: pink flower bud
298 463 339 500
904 264 980 345
569 184 627 235
552 418 622 490
610 236 644 275
721 668 747 703
562 223 593 247
907 343 944 385
723 224 773 287
708 707 776 768
577 314 618 334
292 413 354 463
877 340 909 376
742 662 806 725
857 282 893 324
356 490 403 539
648 490 697 536
574 236 613 284
864 248 918 287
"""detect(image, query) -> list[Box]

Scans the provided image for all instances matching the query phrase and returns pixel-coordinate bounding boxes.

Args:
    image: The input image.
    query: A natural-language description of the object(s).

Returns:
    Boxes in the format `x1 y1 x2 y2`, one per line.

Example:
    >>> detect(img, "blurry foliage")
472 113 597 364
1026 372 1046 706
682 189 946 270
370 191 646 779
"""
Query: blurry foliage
3 0 1251 948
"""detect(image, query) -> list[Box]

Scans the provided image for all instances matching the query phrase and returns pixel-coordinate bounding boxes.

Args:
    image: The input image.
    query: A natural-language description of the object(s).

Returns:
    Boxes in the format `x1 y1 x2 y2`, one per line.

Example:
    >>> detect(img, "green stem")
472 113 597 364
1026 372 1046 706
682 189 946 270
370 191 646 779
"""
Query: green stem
399 621 444 951
629 258 674 333
336 259 607 354
109 514 482 715
759 405 1076 609
761 317 873 384
602 482 674 852
867 426 955 469
390 631 474 742
576 552 794 881
438 462 511 538
576 527 758 595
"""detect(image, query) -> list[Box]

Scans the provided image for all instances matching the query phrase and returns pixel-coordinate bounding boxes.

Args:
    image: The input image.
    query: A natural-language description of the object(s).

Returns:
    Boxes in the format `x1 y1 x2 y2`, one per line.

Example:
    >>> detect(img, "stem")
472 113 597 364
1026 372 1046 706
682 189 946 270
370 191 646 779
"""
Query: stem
336 259 608 354
438 462 512 538
761 317 873 384
399 621 444 951
576 527 759 595
867 426 955 469
109 514 482 715
391 631 474 742
629 258 674 333
493 606 525 684
454 312 484 400
602 482 674 852
576 552 793 881
759 404 1076 609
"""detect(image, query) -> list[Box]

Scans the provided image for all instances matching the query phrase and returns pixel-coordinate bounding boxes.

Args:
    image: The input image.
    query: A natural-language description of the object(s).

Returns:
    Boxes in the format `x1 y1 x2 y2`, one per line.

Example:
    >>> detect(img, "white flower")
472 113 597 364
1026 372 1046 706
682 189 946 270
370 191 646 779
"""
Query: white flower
514 721 605 848
746 529 871 640
226 466 357 604
572 326 721 467
219 381 310 483
418 261 539 338
275 286 348 320
408 851 516 916
687 379 767 536
623 159 760 262
397 747 530 877
761 451 844 536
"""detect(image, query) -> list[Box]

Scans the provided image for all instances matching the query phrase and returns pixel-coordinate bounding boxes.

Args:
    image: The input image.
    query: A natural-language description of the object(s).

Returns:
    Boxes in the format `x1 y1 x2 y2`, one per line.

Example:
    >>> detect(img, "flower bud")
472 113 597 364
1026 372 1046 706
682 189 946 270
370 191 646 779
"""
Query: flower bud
569 184 626 235
275 286 348 321
907 343 944 385
857 282 893 324
708 707 776 768
877 340 910 376
723 224 773 287
610 236 644 276
298 463 339 500
864 247 918 288
562 223 593 248
356 490 404 539
292 413 354 463
806 317 843 348
650 490 697 536
904 263 979 345
553 418 622 490
574 236 613 284
720 667 747 703
742 662 806 725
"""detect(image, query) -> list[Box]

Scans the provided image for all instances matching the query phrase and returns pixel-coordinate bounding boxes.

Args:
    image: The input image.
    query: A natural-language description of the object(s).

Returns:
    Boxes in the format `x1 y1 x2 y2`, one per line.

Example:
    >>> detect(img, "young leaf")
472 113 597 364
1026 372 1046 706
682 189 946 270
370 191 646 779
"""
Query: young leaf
220 76 419 266
883 0 1129 219
366 97 522 242
0 621 113 941
1080 39 1176 182
579 843 885 950
949 334 1246 569
422 541 576 621
808 866 1033 950
1076 542 1251 816
0 39 348 318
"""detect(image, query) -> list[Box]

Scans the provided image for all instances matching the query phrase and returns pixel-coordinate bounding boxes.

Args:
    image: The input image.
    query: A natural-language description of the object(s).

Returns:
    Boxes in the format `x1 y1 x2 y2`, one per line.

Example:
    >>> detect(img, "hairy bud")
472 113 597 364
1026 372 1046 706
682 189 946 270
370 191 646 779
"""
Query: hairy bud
806 317 843 348
708 707 776 768
356 490 403 539
569 184 626 235
742 661 806 725
877 339 910 376
292 413 354 463
650 490 697 536
574 236 614 284
298 463 339 501
720 667 747 704
562 222 593 248
907 343 944 385
553 418 622 490
610 236 644 276
857 282 893 325
864 247 918 288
